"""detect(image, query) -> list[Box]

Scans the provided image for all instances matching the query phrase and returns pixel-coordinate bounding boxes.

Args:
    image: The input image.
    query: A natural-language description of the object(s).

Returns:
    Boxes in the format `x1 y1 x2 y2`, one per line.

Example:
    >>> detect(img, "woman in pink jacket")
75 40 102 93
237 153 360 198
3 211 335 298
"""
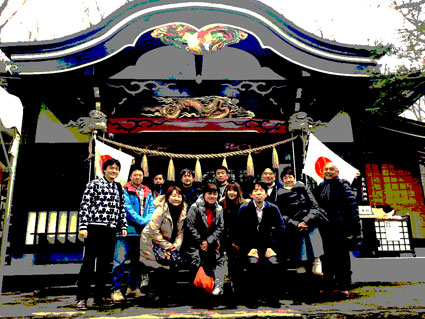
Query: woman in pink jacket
140 185 187 305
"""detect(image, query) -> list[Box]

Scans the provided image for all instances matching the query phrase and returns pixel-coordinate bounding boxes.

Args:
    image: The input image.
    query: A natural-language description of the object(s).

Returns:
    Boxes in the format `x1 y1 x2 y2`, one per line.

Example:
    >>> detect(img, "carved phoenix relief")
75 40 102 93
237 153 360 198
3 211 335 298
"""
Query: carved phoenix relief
151 24 248 55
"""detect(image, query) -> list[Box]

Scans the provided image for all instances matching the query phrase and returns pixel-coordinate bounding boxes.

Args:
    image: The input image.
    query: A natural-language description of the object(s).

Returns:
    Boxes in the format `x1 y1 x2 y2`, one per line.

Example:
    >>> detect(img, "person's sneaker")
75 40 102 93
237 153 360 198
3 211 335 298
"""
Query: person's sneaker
245 299 259 309
212 286 223 296
312 257 323 276
140 273 149 288
296 266 306 274
331 289 350 299
265 298 281 308
111 289 125 303
93 297 113 307
126 287 145 299
76 300 88 310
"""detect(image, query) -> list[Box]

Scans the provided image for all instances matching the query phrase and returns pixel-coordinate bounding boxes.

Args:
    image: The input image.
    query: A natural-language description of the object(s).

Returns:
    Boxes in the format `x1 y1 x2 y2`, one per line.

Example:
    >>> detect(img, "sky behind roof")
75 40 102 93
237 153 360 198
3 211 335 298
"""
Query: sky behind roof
0 0 406 46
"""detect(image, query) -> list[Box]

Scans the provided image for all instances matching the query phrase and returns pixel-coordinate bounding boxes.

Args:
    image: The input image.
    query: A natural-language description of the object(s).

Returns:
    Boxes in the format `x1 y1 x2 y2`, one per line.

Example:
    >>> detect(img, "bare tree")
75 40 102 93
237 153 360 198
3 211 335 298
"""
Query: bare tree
0 0 28 35
368 0 425 120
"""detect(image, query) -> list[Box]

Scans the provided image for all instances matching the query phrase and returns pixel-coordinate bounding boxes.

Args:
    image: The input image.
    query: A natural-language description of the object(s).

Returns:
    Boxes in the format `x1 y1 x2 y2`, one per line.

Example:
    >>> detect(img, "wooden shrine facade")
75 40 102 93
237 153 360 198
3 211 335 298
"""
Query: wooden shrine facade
0 0 424 271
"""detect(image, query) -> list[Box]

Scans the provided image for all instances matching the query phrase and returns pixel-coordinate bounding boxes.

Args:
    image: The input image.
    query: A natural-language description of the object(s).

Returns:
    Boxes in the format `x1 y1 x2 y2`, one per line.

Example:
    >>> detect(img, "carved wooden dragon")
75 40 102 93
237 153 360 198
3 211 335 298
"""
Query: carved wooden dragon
142 96 254 119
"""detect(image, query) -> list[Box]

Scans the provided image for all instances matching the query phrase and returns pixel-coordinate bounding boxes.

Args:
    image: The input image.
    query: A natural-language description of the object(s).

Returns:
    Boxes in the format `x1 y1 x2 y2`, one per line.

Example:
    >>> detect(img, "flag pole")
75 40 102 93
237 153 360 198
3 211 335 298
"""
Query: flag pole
291 132 297 178
88 131 97 183
301 132 310 184
0 132 20 294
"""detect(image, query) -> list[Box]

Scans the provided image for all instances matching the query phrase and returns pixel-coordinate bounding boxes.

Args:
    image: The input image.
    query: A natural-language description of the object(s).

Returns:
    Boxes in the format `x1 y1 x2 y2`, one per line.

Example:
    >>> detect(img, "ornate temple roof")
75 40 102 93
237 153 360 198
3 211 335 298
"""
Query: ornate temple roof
0 0 381 77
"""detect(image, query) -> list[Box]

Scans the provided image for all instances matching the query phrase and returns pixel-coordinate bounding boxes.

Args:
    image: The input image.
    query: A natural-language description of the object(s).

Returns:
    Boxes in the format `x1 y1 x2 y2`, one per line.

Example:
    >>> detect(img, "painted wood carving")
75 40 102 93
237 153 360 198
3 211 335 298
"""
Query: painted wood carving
151 24 248 55
141 96 254 119
103 80 290 133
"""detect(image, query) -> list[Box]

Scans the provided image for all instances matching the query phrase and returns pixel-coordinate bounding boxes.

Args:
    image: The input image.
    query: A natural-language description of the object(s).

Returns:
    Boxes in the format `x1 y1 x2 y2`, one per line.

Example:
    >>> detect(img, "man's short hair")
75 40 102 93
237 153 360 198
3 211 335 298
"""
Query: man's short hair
215 166 229 175
280 167 294 180
262 167 276 175
179 168 194 178
129 167 143 176
102 158 121 172
246 179 268 194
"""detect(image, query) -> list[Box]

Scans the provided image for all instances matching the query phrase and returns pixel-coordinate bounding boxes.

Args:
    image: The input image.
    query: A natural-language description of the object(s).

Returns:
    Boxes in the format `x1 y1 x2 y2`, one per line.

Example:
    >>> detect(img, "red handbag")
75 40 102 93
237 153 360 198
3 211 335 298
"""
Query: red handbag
193 266 214 294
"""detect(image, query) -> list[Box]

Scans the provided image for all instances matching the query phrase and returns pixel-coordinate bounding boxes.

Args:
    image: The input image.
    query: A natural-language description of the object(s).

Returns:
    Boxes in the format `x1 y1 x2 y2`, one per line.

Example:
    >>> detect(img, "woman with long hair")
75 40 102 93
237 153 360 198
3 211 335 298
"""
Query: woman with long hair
220 182 244 301
140 185 187 305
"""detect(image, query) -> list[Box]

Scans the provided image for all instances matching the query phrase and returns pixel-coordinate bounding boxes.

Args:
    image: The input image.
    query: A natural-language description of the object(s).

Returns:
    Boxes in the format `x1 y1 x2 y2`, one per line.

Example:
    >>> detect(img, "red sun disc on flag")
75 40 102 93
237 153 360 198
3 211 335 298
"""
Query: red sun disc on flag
99 155 112 173
315 156 332 178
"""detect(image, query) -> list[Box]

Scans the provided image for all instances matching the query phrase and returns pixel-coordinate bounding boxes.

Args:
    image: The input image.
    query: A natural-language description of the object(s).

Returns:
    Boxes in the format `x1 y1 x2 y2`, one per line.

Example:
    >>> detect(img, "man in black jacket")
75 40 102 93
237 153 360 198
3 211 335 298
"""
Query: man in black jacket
76 158 127 310
235 181 286 308
314 163 361 299
179 168 202 209
262 167 283 204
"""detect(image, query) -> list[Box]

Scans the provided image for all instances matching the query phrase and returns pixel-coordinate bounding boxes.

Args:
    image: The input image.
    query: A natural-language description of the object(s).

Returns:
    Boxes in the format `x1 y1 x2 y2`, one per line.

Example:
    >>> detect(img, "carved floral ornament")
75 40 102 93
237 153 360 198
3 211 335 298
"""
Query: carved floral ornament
151 24 248 55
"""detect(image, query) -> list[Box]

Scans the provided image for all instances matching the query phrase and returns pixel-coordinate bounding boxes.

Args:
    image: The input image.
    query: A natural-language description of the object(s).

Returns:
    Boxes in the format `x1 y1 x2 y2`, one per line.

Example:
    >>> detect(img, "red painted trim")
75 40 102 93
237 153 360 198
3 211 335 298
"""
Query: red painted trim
108 118 287 134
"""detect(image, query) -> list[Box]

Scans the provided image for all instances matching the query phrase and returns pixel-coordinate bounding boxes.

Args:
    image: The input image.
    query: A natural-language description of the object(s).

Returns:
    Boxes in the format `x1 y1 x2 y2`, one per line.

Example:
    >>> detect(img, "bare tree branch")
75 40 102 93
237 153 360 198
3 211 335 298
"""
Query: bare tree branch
0 0 9 20
0 0 28 33
94 0 104 19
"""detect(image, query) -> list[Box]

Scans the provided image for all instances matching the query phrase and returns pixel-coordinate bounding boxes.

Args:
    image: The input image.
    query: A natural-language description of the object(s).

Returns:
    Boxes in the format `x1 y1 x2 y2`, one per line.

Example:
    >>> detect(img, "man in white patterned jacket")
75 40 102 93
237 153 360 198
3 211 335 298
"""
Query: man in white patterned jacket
76 158 127 310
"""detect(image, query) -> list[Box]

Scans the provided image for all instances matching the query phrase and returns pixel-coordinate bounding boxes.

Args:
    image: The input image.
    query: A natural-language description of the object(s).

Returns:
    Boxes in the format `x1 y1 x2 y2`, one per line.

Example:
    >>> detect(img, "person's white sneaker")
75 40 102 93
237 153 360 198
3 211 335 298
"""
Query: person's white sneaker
111 290 125 303
312 257 323 276
125 287 145 298
140 273 149 288
212 286 223 296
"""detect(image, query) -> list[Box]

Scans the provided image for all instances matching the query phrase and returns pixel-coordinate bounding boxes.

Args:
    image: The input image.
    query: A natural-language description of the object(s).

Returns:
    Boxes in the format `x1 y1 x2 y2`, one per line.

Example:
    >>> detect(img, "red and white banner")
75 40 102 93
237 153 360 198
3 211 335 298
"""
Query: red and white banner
303 133 359 184
94 139 133 185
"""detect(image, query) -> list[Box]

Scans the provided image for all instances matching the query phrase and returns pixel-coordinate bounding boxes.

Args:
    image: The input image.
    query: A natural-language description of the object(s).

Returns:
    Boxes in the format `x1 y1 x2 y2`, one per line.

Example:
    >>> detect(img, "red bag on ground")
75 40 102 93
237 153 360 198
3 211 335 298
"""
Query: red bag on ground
193 266 214 294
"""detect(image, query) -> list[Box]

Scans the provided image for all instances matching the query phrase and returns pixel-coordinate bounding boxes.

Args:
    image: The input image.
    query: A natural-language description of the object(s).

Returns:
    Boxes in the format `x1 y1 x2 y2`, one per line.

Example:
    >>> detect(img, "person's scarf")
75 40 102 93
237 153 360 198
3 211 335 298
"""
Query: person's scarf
319 178 341 210
169 204 182 243
205 204 215 228
319 180 332 201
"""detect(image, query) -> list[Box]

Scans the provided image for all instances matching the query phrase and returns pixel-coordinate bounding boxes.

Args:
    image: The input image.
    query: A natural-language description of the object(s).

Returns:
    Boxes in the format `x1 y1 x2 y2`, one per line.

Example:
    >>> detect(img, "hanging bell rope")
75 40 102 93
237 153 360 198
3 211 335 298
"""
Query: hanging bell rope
247 153 254 177
96 136 297 160
194 158 202 182
272 147 279 170
167 158 175 181
141 154 149 177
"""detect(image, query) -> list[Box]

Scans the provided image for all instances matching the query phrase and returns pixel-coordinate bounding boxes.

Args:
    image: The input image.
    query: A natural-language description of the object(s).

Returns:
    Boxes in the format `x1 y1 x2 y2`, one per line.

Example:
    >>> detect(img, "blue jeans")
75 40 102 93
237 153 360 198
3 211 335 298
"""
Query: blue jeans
111 236 142 291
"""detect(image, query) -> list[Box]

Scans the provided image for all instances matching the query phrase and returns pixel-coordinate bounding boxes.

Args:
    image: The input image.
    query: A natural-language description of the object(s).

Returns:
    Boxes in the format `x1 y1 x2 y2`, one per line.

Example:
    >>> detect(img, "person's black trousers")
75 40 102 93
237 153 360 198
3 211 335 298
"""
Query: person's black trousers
76 225 116 301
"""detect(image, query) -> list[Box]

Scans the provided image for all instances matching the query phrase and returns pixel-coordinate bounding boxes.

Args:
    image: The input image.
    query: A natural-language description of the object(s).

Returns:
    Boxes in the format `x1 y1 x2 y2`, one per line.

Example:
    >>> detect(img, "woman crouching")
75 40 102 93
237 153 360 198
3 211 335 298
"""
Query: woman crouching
182 182 226 301
140 185 187 306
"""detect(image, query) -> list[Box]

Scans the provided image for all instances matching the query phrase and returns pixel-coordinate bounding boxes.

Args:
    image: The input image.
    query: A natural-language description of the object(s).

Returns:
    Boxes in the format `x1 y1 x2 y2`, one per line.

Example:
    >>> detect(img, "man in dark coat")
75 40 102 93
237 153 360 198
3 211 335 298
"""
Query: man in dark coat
179 168 202 208
235 181 286 308
314 163 361 298
262 167 283 204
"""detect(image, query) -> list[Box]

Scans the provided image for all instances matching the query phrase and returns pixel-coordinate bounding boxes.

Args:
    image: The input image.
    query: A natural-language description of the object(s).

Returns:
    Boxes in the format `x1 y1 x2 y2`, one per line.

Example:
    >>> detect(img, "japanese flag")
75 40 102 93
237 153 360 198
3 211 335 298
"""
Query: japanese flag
303 133 359 184
94 138 133 185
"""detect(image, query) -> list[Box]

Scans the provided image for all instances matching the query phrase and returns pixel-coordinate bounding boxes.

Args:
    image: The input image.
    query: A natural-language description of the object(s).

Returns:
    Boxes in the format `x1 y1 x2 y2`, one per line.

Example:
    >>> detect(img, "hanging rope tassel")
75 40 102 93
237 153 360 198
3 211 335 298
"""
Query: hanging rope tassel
272 147 280 170
195 158 203 182
167 158 175 181
141 154 149 177
247 153 254 176
222 157 228 169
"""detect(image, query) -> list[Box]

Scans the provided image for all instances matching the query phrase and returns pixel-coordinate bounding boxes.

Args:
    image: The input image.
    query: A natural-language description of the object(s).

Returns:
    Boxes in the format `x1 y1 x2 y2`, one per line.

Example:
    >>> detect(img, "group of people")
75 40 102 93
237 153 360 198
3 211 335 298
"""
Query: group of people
75 158 361 310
